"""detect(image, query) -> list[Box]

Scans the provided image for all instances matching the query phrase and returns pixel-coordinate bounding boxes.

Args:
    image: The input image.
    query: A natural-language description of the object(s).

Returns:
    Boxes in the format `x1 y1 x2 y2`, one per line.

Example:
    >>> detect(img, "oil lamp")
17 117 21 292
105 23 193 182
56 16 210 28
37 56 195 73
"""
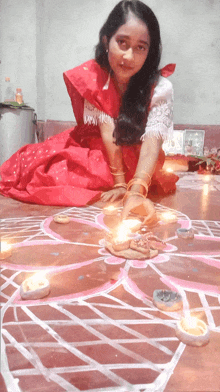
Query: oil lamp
111 225 130 252
20 272 50 300
53 215 70 223
0 240 12 260
153 289 183 312
176 316 210 346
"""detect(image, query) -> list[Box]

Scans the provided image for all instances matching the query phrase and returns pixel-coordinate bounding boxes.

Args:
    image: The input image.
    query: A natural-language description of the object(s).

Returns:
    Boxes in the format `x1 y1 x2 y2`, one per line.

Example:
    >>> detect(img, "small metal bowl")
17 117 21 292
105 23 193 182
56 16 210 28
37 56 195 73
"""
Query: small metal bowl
176 228 194 239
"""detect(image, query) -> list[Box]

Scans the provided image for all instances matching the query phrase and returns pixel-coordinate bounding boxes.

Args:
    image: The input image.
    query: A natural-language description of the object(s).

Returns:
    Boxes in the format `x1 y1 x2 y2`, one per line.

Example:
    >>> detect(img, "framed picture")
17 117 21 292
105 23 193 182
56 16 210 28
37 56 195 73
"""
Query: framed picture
184 130 205 156
163 130 186 155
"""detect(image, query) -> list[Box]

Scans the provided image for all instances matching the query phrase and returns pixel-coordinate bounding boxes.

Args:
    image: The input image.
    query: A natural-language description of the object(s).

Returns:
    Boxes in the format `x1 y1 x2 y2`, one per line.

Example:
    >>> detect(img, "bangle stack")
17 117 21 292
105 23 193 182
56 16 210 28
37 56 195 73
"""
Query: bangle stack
110 165 126 176
125 191 145 199
111 171 126 176
113 183 127 189
123 176 151 201
127 178 150 197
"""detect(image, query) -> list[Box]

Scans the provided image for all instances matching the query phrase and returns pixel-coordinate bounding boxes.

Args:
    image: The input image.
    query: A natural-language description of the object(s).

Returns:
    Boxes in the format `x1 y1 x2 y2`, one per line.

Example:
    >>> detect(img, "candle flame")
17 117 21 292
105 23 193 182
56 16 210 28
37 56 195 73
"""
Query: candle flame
166 167 174 173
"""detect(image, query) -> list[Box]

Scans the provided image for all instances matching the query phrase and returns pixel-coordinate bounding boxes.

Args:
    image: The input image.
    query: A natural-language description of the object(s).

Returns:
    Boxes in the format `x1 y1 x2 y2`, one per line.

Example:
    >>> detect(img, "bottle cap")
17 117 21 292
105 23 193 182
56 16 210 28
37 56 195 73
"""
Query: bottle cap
16 88 22 92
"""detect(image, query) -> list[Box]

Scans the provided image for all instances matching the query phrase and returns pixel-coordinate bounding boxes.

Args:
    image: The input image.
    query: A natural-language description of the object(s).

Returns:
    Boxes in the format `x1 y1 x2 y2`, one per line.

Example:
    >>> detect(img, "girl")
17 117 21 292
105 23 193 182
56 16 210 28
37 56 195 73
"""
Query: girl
0 0 178 223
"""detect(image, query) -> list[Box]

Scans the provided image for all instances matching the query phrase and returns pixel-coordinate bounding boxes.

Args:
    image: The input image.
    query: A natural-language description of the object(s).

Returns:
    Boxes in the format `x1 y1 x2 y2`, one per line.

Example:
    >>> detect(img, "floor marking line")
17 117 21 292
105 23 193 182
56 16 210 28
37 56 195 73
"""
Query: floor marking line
21 305 132 389
51 302 162 373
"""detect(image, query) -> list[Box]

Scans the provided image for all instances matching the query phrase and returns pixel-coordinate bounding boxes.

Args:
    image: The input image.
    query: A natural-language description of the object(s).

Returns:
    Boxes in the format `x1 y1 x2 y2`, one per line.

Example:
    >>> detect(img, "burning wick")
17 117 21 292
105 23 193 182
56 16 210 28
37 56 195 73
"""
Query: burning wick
20 272 50 300
176 316 210 346
0 241 12 260
111 223 130 251
203 174 211 182
120 218 142 232
109 219 141 252
106 218 142 252
160 212 178 224
103 204 119 216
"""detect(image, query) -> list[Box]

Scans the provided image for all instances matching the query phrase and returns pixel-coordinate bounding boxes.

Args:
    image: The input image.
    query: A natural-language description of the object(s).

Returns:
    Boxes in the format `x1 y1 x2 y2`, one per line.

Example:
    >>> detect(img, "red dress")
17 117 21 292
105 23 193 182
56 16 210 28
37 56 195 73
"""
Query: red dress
0 60 178 206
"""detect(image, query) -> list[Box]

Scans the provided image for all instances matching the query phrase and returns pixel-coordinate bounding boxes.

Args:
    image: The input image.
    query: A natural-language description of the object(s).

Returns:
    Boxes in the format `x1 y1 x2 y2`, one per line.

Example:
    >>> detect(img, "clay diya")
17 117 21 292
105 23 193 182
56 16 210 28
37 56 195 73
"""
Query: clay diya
110 218 141 250
176 316 210 346
110 227 130 252
20 273 50 300
153 290 183 312
0 240 12 260
176 228 194 239
53 215 70 224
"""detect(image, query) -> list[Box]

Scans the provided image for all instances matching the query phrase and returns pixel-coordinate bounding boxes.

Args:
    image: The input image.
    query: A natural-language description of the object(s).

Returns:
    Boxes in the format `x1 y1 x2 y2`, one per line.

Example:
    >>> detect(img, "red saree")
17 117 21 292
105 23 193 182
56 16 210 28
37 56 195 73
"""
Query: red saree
0 60 178 206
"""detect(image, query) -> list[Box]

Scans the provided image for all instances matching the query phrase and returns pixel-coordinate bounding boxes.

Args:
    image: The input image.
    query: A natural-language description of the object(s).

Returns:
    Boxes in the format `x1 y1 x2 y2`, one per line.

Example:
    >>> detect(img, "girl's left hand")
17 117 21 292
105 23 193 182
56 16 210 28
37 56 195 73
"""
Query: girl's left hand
100 187 127 203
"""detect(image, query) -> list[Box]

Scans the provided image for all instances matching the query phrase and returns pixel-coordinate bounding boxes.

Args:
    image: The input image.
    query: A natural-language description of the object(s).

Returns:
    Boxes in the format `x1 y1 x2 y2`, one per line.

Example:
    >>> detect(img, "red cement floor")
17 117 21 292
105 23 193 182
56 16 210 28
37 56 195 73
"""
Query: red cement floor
0 172 220 392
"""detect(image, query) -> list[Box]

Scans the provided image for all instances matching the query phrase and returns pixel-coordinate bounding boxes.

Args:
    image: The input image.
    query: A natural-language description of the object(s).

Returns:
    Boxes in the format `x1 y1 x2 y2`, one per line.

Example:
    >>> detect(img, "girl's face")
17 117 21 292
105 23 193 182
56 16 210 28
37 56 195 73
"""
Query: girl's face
107 14 150 87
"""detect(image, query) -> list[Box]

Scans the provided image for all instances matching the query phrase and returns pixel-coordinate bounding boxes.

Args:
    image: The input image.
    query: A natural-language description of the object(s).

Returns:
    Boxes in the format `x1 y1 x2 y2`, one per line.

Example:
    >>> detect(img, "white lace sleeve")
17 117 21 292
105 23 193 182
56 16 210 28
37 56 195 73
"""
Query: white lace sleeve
83 99 112 125
141 76 174 142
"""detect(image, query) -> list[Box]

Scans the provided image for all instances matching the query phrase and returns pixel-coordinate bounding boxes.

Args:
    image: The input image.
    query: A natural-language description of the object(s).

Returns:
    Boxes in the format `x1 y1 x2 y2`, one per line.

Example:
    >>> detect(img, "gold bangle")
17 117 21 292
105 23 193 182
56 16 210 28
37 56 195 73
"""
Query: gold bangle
113 183 127 189
127 178 149 196
111 171 126 176
124 191 146 199
138 171 152 185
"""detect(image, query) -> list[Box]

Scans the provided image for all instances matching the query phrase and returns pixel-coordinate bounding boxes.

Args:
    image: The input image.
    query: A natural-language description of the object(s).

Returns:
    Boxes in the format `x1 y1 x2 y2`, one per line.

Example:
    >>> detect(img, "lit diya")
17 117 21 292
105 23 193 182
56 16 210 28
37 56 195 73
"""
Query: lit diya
103 204 120 216
20 272 50 300
0 240 12 260
176 316 210 346
159 212 178 224
105 222 165 259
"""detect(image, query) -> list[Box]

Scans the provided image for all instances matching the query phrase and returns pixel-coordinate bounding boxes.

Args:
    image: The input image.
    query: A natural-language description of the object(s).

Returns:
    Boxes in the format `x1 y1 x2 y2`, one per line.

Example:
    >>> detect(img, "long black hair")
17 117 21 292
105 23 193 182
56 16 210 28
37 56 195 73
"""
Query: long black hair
95 0 162 145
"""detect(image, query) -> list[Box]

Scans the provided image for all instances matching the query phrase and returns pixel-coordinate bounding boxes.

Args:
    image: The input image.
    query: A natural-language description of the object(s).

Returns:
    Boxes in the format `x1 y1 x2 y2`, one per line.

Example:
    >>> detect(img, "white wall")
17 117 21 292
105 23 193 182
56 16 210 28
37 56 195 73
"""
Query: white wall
0 0 220 125
0 0 37 111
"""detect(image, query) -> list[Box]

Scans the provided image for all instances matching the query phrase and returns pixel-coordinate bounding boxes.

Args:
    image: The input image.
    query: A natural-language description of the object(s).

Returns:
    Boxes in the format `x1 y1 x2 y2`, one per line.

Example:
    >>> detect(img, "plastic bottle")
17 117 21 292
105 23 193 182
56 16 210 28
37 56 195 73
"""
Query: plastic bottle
4 77 15 102
15 88 23 104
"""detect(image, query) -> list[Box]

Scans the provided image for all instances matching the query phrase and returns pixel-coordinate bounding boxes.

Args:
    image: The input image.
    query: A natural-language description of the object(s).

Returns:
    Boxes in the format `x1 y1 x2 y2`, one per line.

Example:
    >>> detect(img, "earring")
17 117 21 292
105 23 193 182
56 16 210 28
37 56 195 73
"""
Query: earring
106 49 108 53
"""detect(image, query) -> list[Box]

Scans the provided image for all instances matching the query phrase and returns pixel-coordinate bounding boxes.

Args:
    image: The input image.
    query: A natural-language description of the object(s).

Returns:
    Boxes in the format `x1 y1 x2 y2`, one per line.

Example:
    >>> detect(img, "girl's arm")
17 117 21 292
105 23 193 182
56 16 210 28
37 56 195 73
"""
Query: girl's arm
130 135 162 192
121 135 162 223
122 77 174 222
99 119 127 202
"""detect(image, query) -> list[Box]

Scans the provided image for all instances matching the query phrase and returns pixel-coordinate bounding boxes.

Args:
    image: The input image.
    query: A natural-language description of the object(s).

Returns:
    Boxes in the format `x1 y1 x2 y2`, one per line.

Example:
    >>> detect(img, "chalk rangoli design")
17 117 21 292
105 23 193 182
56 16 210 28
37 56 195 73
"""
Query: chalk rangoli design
1 202 220 392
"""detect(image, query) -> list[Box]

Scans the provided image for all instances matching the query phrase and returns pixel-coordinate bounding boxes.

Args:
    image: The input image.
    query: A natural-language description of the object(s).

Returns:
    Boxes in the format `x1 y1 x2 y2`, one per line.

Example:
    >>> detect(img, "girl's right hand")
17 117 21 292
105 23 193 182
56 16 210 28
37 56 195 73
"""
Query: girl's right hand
121 194 157 225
